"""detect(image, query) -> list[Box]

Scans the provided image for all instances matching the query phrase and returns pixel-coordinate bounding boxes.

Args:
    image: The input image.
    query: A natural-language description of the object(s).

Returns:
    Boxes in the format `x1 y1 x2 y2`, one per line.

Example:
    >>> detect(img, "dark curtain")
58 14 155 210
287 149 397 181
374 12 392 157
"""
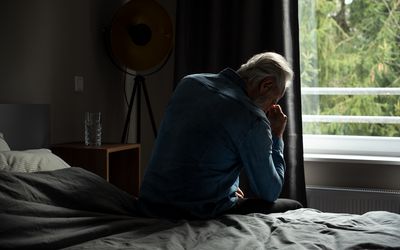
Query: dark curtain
173 0 307 207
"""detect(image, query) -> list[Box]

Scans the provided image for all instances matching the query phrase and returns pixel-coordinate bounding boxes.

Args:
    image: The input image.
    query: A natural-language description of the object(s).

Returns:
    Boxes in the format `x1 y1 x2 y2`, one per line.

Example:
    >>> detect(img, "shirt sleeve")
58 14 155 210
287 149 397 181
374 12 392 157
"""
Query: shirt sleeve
238 119 286 202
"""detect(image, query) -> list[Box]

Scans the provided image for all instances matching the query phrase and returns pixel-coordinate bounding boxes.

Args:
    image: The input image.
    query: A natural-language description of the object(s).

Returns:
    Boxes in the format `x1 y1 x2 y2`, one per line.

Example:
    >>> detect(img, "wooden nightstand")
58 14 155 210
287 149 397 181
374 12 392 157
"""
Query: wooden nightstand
51 143 140 196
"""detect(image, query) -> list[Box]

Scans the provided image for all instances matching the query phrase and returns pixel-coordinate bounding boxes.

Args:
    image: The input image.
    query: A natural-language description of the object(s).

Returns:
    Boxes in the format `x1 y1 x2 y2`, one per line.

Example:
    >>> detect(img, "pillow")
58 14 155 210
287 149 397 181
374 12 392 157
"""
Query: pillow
0 132 11 151
0 148 71 172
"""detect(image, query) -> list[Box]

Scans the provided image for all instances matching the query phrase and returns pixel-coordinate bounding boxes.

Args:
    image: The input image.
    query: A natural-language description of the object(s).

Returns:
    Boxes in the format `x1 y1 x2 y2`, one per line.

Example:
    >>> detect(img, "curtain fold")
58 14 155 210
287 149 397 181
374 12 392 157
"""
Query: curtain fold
174 0 307 207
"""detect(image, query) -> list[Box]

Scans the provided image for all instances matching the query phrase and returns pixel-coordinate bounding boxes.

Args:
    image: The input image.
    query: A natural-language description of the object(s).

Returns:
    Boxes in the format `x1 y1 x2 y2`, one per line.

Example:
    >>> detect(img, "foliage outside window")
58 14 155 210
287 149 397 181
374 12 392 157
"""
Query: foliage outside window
299 0 400 137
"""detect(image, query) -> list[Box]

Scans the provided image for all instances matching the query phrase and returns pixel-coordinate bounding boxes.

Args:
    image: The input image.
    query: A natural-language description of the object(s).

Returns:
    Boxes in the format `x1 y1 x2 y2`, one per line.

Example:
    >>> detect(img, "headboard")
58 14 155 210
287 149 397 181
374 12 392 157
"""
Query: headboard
0 104 50 150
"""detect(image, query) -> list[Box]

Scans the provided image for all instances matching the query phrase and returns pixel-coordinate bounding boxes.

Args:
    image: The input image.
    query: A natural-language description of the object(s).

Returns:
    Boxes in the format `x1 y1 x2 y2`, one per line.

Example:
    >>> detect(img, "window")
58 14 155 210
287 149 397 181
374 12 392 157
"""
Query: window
298 0 400 159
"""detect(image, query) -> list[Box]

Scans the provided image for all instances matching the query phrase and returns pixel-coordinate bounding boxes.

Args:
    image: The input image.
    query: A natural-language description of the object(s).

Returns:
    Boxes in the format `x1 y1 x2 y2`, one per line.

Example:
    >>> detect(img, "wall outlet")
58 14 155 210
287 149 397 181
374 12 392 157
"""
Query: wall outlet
74 76 84 92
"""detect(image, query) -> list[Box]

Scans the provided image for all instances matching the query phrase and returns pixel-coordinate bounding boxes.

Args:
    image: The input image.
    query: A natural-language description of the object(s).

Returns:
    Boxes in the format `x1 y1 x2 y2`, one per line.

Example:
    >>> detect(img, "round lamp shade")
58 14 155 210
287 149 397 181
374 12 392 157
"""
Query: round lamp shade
110 0 173 72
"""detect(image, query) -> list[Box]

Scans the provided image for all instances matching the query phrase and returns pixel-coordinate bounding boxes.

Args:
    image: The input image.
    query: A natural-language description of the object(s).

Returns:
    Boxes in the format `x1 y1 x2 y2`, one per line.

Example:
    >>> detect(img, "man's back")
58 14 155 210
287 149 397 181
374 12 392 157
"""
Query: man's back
138 68 269 219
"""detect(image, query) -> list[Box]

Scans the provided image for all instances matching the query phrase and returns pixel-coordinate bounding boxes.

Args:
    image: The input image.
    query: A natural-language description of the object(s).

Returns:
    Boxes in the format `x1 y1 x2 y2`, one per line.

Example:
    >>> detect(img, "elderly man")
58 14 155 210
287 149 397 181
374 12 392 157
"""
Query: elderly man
138 52 302 219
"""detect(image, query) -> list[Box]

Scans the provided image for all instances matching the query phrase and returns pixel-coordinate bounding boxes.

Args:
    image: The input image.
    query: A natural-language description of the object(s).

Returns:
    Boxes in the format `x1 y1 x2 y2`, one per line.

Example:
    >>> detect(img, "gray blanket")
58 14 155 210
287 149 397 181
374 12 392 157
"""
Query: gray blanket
1 167 399 250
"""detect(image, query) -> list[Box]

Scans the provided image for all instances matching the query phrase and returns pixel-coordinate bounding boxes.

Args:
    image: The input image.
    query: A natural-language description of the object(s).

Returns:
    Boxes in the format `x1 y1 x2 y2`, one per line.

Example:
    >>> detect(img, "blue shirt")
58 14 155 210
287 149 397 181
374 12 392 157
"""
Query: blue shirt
138 68 285 219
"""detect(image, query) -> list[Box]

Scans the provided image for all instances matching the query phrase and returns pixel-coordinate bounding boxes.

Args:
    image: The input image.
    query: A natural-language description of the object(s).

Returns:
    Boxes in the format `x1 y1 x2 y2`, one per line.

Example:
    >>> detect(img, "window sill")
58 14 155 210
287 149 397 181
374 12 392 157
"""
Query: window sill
304 153 400 166
303 134 400 158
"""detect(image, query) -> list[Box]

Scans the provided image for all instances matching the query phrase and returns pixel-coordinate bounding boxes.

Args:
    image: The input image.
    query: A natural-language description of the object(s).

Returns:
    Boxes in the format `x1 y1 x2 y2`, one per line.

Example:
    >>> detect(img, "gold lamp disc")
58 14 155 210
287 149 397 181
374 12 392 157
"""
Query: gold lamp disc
110 0 173 72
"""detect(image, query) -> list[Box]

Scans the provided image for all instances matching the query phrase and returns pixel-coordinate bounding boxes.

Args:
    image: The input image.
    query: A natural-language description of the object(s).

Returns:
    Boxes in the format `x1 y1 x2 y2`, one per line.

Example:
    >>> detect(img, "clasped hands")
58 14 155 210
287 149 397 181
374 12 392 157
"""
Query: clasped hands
235 187 244 199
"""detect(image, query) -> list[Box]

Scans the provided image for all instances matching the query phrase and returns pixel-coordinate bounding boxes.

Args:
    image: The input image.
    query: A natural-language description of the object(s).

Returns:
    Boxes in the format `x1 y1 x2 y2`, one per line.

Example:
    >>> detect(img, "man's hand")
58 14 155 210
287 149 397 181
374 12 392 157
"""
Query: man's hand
267 104 287 138
235 187 244 199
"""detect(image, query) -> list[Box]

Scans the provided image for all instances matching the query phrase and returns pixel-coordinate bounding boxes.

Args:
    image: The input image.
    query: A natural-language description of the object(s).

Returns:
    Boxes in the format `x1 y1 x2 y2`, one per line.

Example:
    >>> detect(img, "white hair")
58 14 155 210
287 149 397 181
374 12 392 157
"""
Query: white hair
236 52 293 93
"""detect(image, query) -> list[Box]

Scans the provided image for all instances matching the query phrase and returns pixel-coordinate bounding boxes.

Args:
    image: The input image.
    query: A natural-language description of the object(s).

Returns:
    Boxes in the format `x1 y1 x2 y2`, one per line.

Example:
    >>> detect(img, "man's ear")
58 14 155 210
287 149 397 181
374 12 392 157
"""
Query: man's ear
259 76 275 93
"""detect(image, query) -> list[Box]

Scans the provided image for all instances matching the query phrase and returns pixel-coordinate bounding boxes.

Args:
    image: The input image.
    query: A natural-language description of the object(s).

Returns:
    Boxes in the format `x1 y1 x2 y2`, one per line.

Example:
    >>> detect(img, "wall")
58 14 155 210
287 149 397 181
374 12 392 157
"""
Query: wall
0 0 176 179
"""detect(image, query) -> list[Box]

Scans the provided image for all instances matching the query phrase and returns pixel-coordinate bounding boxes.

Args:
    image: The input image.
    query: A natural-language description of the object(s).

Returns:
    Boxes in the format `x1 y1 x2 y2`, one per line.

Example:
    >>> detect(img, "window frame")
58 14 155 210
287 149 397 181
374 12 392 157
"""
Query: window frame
298 0 400 161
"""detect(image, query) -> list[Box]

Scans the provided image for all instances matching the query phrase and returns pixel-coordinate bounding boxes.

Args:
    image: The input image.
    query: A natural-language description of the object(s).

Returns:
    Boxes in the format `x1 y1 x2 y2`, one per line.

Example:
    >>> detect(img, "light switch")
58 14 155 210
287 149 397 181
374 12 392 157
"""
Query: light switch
74 76 84 92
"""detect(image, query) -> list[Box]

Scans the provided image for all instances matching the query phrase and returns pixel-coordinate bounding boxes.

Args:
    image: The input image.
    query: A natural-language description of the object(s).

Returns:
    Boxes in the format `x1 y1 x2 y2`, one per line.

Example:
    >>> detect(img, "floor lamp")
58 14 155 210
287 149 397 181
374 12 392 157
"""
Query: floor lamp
108 0 173 143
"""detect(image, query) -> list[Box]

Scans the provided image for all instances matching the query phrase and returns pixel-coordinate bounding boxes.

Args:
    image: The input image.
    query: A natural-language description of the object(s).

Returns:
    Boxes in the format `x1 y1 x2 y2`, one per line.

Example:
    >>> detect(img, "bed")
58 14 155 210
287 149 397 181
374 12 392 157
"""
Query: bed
1 104 400 250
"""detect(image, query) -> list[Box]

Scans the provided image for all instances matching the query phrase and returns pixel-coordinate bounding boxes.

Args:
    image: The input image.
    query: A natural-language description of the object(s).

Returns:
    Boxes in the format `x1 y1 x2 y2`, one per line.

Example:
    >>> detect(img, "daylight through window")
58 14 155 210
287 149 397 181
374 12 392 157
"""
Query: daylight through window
298 0 400 157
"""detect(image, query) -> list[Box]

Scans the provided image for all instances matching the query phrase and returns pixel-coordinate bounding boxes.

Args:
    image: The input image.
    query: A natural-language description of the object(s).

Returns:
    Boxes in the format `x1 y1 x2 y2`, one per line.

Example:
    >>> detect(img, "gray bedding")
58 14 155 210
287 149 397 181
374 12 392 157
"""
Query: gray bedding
1 167 399 250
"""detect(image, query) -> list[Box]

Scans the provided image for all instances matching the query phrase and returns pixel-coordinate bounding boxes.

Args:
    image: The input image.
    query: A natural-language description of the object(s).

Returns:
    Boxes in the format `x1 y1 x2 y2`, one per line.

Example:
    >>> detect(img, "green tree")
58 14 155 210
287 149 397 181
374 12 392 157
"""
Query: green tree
299 0 400 136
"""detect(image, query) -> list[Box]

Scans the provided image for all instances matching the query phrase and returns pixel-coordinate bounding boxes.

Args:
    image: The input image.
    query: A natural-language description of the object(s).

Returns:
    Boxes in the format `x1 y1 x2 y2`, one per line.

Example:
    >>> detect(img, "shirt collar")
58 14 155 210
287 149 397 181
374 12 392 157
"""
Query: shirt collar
219 68 247 93
217 68 267 122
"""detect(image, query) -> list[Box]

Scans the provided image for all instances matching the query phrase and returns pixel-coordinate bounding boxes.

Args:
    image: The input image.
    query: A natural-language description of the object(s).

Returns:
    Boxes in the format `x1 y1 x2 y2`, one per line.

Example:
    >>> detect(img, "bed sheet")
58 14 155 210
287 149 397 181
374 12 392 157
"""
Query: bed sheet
65 209 400 250
1 167 399 250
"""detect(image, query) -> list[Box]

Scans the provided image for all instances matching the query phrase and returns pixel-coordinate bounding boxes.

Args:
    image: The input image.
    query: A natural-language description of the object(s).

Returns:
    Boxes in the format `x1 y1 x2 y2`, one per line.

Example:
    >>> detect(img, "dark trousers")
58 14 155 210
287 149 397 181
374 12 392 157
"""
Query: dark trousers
137 198 303 220
225 198 303 215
